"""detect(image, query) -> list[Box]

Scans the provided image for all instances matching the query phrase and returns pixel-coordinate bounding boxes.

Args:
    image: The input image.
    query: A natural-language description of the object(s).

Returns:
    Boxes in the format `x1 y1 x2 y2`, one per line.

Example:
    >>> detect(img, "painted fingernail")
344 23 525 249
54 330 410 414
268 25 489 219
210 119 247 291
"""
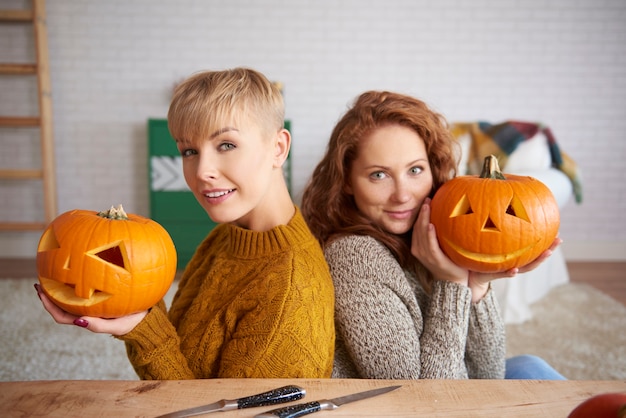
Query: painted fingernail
73 318 89 328
34 284 42 299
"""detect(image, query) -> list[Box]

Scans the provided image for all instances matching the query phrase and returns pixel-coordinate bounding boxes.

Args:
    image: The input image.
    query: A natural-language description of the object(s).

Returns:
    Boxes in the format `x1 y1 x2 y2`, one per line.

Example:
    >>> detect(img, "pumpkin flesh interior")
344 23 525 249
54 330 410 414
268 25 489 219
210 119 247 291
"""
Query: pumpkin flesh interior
39 276 112 307
442 237 536 264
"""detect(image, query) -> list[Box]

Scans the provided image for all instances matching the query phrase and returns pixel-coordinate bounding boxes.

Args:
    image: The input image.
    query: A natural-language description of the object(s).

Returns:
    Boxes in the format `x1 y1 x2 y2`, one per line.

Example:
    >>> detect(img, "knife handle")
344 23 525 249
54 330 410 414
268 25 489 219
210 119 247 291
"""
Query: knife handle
237 385 306 409
255 400 336 418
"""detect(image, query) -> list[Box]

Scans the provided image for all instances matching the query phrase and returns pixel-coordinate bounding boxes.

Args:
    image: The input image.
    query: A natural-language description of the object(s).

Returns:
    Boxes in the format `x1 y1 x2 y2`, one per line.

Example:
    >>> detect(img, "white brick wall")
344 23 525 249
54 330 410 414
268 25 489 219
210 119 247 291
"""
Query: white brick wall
1 0 625 259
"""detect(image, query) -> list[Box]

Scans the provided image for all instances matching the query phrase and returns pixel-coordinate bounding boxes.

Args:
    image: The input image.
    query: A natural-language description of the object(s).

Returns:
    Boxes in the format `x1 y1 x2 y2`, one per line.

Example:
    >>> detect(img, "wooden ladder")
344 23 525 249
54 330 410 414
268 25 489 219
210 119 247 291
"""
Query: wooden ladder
0 0 57 230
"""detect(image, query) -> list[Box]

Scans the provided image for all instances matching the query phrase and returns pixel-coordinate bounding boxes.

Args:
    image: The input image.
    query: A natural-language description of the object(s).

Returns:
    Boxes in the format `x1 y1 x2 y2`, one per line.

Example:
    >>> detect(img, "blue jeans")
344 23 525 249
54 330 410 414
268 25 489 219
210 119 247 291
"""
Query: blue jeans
505 355 566 380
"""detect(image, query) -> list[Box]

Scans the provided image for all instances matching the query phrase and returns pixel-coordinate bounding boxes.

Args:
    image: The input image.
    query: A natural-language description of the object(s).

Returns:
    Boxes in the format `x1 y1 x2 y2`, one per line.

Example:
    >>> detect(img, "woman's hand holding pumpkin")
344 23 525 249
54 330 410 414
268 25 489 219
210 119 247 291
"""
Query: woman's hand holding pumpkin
411 199 469 286
35 283 147 336
412 201 490 302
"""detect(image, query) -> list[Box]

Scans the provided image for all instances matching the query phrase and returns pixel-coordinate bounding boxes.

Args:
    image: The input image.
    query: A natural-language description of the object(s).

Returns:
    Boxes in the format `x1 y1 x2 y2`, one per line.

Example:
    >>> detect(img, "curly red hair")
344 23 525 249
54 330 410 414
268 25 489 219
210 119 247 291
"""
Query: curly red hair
301 91 459 290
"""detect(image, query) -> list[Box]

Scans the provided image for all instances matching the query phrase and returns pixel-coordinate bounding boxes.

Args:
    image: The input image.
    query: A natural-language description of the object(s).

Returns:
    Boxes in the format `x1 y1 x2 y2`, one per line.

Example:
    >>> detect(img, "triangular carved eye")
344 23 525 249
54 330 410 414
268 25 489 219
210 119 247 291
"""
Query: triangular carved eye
506 194 530 222
37 228 60 252
90 242 128 270
450 194 473 217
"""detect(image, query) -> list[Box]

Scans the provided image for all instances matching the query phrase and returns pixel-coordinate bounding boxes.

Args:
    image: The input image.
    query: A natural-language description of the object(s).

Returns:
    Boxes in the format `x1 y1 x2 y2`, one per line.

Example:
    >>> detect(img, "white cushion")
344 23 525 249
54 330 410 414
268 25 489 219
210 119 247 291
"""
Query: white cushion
503 132 552 173
454 133 471 176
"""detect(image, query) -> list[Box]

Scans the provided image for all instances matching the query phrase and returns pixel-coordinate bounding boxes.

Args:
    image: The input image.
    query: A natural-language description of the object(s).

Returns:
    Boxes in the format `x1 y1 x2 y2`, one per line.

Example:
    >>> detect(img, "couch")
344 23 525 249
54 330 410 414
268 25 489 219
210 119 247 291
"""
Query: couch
451 121 580 324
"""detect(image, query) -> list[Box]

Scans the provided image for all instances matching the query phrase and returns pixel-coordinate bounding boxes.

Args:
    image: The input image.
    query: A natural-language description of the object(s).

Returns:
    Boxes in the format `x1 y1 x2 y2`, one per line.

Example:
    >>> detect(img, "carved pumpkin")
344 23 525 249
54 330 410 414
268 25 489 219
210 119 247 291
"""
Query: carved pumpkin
430 155 560 273
37 205 177 318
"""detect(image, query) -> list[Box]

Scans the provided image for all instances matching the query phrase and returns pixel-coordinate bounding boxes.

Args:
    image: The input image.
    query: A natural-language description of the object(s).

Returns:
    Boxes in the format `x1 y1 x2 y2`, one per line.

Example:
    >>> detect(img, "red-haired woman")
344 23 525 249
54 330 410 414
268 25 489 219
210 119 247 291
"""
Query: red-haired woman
301 90 564 380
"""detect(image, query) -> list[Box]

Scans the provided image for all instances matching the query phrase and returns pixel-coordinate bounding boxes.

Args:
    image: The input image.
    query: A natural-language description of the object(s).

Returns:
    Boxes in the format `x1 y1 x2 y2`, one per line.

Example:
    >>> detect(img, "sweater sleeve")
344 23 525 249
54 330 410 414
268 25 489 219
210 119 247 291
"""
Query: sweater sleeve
327 236 474 379
116 300 195 380
113 235 214 380
464 287 507 378
419 279 473 379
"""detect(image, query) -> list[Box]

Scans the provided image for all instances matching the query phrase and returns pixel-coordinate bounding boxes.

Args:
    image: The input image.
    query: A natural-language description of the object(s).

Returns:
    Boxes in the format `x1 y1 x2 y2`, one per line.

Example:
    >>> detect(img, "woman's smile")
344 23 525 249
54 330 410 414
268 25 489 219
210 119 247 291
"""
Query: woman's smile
201 188 236 204
385 208 416 220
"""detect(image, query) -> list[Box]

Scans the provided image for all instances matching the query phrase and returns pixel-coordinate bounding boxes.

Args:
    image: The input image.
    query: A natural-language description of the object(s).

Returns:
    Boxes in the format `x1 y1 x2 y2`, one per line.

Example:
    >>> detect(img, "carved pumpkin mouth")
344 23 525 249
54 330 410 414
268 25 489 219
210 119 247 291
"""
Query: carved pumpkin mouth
39 277 112 307
443 238 536 265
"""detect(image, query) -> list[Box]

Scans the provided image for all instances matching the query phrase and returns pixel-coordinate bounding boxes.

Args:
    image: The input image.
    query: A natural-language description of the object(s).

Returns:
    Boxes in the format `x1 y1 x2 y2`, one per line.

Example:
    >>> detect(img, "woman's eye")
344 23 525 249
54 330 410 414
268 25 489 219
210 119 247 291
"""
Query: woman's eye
370 171 387 180
410 166 423 175
180 148 197 157
219 142 236 151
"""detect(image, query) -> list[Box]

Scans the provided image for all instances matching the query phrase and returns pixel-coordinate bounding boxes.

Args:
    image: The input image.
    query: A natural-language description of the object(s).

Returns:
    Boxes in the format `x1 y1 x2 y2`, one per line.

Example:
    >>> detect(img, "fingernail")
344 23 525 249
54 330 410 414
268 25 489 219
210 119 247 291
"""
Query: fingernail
73 318 89 328
34 284 42 300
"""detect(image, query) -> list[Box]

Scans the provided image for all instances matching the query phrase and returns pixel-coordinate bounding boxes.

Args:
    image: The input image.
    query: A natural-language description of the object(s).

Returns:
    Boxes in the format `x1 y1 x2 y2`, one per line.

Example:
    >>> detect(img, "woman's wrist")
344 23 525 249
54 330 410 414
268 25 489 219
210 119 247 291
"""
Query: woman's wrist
468 281 490 303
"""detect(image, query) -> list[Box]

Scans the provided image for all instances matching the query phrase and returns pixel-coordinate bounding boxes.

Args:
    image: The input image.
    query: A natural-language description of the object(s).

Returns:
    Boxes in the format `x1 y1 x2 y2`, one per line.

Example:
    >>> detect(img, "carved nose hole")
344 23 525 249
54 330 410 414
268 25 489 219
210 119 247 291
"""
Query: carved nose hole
482 216 499 232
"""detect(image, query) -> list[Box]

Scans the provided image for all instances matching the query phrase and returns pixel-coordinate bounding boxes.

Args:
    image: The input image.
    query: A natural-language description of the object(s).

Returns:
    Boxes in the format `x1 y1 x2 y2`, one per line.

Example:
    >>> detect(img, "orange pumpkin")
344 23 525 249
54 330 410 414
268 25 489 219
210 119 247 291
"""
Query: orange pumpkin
430 155 560 273
37 205 177 318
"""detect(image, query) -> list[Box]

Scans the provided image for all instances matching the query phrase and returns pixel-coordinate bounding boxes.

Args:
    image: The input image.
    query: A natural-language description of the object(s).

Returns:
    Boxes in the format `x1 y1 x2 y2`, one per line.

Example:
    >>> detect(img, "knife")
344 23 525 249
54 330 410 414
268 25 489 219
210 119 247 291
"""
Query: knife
254 385 401 418
155 385 306 418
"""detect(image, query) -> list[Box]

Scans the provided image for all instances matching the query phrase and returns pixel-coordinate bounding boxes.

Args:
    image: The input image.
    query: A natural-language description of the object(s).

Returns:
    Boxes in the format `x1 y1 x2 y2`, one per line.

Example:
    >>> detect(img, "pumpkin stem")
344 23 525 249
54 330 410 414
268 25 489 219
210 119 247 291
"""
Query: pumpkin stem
98 204 129 220
480 155 507 180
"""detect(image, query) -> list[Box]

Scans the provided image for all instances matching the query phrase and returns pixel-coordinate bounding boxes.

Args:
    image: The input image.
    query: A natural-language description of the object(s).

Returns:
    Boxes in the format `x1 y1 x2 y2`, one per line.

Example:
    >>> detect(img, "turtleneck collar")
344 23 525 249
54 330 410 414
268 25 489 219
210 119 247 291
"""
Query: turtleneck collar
224 206 313 258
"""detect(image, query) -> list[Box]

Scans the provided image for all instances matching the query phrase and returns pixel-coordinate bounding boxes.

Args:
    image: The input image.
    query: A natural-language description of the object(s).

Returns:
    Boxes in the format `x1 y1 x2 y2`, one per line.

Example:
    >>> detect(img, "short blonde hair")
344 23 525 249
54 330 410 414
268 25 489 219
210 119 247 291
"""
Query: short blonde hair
168 68 284 142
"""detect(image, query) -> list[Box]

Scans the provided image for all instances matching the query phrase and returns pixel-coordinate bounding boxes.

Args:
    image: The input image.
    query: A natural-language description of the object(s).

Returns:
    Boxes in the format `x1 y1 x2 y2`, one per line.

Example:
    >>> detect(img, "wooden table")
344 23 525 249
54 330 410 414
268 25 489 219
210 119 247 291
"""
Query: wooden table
1 379 625 417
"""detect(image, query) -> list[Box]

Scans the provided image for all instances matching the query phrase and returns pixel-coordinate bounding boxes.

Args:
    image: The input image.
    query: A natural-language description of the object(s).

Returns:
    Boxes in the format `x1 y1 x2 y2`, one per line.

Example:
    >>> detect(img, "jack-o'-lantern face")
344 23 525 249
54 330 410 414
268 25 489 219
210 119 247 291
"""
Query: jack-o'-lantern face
36 206 177 318
430 155 560 273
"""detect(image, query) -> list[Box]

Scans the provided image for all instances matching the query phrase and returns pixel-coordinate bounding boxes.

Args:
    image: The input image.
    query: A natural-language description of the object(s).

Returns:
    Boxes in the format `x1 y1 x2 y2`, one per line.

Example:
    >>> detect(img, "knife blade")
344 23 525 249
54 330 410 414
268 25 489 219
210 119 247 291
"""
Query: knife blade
155 385 306 418
254 385 401 418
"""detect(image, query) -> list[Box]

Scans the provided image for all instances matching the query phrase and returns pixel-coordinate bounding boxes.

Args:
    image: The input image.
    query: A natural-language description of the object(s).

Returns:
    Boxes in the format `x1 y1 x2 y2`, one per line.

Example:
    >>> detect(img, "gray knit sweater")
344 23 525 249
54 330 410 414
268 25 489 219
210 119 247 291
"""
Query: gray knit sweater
326 235 506 379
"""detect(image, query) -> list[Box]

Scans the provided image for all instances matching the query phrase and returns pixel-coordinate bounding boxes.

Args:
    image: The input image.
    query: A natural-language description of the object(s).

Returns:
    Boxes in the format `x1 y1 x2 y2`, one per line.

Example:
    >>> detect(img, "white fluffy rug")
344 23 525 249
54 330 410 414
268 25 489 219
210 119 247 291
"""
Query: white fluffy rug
0 279 177 381
1 280 625 381
505 282 626 380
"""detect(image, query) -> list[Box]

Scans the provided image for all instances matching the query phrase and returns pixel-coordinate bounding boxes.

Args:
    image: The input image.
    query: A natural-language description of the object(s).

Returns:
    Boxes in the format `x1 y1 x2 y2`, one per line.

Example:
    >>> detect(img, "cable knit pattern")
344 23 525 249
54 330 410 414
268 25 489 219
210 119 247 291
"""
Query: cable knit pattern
118 208 335 379
326 235 505 379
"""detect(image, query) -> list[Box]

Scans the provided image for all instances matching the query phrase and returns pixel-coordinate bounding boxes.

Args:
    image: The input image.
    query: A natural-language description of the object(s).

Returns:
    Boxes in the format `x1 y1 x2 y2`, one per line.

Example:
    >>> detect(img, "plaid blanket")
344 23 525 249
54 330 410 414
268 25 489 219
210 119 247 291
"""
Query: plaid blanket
450 121 582 203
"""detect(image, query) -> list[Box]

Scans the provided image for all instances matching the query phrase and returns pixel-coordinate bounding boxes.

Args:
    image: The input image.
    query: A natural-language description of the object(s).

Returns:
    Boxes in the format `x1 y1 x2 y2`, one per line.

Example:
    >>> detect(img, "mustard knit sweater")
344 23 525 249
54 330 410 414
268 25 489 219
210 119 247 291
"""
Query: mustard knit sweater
117 207 335 379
